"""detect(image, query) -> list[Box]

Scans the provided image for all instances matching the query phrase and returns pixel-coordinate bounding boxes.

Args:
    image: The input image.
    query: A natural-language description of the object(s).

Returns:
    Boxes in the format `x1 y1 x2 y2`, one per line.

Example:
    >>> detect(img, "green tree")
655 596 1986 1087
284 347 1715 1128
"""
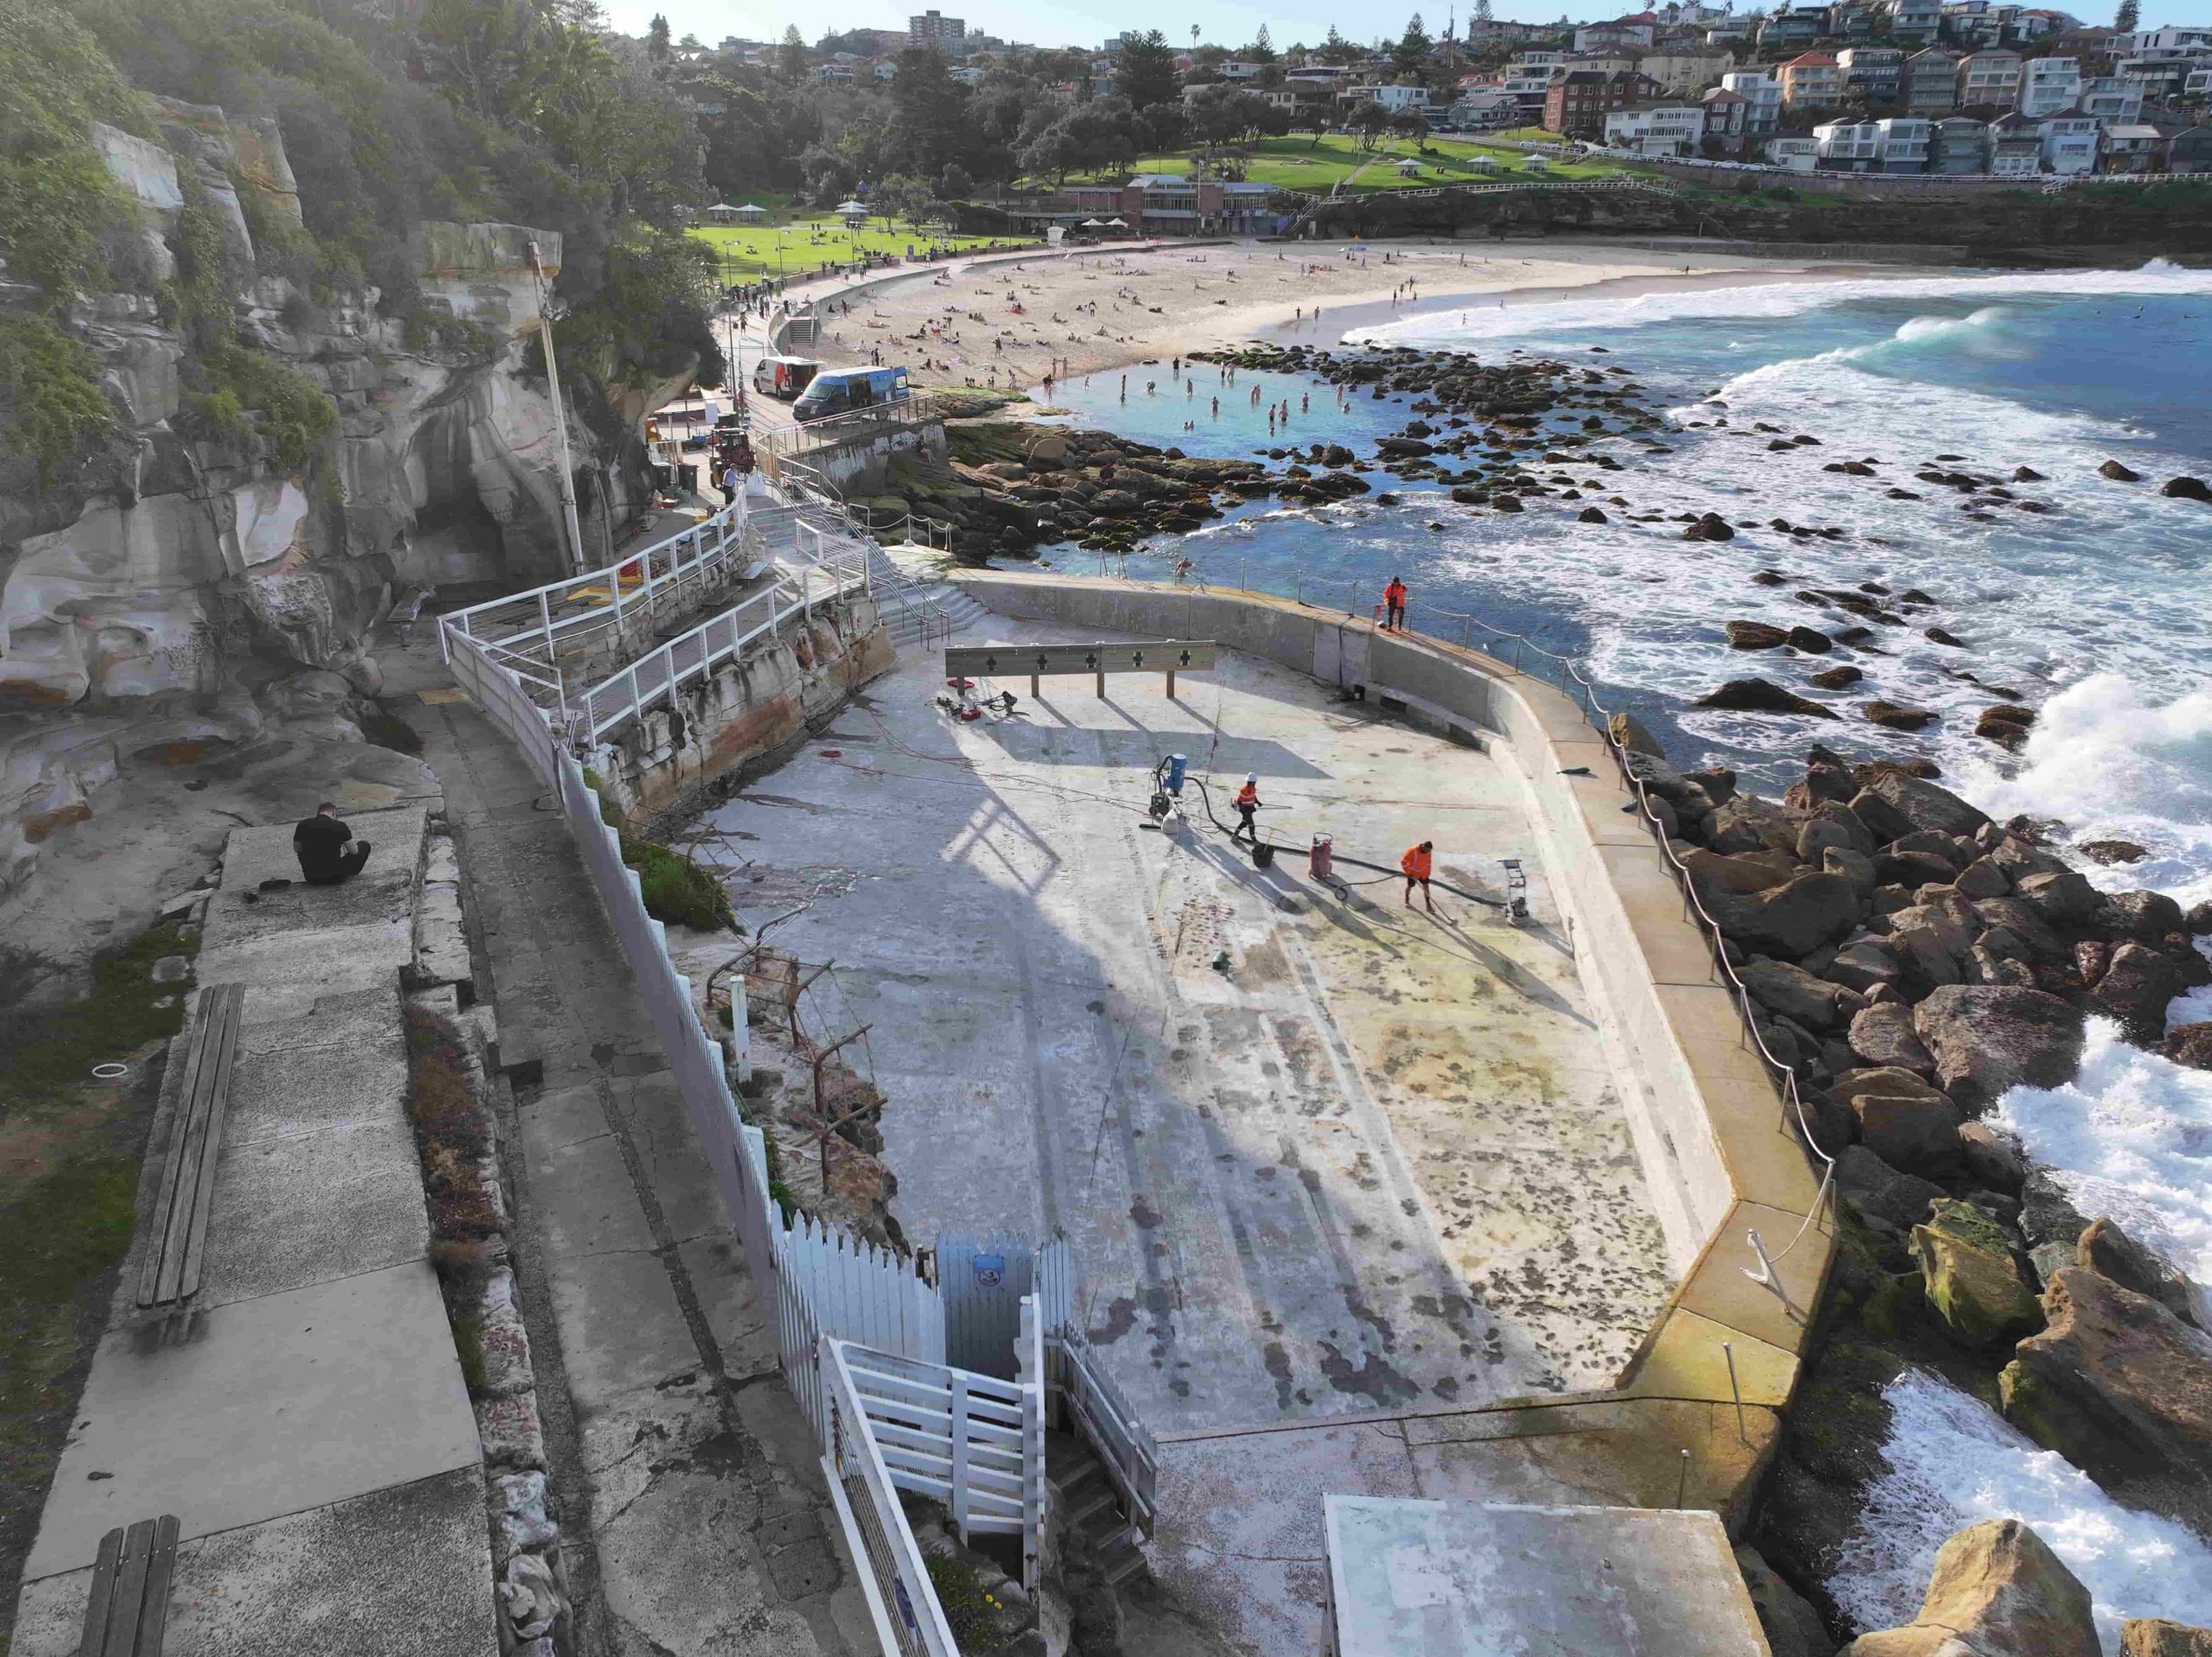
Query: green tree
779 24 807 80
646 13 671 60
1349 99 1391 149
1393 14 1433 76
1116 29 1179 111
2113 0 2139 29
1246 25 1277 63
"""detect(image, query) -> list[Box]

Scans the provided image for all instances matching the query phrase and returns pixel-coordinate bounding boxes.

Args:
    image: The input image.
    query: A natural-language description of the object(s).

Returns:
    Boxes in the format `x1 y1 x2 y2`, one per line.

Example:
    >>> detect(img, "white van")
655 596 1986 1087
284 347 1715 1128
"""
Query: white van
753 356 823 399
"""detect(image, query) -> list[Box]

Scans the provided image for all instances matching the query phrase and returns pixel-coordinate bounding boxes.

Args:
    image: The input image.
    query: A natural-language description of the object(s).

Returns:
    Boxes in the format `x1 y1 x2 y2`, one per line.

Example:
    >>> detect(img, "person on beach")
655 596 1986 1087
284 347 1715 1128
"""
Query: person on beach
1384 576 1408 632
1232 775 1262 842
1402 841 1436 912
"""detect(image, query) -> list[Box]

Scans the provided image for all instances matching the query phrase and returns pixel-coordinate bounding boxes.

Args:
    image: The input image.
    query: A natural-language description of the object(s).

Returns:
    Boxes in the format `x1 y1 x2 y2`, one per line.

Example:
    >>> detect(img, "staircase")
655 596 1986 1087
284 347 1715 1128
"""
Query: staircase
1049 1430 1147 1590
863 540 989 651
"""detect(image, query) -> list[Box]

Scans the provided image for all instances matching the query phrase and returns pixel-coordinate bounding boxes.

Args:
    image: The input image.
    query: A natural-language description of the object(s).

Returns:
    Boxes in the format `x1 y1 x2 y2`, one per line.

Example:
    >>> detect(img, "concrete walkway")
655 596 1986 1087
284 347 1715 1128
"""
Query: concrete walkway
11 808 497 1654
383 640 871 1657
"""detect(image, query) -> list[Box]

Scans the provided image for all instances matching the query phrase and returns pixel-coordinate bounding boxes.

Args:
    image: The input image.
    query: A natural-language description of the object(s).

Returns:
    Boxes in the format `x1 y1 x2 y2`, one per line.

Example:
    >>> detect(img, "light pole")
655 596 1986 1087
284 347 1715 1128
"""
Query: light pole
525 238 589 575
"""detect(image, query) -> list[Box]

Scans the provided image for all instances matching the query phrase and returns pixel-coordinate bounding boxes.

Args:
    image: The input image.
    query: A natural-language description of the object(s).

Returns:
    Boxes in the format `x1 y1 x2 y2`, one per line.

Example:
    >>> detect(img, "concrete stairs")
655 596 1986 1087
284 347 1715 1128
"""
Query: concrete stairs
1049 1431 1147 1591
863 541 988 651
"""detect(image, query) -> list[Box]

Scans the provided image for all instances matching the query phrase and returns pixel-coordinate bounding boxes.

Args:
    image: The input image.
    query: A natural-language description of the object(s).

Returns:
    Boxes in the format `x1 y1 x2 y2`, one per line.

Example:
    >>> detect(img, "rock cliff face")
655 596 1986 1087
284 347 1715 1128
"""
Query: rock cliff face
3 98 607 913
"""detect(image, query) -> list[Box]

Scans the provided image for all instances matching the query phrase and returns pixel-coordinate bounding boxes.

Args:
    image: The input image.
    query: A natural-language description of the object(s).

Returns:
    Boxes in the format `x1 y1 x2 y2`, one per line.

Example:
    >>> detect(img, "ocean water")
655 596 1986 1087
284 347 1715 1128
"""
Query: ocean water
1829 1368 2212 1653
1039 263 2212 1609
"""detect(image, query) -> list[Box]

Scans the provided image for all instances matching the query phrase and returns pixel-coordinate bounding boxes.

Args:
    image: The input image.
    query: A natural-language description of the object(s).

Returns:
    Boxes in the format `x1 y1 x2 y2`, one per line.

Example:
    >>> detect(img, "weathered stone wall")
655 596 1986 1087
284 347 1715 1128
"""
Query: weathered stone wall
588 594 893 825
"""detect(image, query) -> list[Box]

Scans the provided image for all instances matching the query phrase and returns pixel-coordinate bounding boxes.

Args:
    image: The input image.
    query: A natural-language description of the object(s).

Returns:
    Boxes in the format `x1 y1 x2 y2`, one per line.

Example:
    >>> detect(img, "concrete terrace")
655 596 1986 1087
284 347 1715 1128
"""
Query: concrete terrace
702 616 1678 1435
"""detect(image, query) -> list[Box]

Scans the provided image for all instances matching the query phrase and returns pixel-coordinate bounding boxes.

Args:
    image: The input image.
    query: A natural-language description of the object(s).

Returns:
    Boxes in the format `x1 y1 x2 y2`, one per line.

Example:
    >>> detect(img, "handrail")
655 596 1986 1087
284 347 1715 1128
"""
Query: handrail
1094 550 1838 1292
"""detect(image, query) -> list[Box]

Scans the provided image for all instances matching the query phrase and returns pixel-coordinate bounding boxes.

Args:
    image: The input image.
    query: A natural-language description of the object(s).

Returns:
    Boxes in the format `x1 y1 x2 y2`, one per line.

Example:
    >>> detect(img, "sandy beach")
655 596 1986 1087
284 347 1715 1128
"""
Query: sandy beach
778 238 1896 397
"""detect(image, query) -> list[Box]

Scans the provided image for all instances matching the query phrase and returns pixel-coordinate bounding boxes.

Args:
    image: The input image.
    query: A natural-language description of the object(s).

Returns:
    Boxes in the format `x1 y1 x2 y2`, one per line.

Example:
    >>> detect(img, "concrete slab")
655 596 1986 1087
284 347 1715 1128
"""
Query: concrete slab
706 620 1675 1431
24 1261 479 1581
1323 1497 1769 1657
10 1466 497 1657
196 807 426 994
194 1119 430 1307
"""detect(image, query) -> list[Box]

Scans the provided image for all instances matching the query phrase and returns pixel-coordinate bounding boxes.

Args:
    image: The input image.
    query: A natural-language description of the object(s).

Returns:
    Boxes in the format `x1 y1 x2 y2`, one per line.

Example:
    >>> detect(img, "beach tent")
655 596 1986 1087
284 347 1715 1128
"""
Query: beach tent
834 200 868 226
1080 218 1105 226
1106 218 1128 228
1395 158 1422 175
732 203 769 220
705 203 744 219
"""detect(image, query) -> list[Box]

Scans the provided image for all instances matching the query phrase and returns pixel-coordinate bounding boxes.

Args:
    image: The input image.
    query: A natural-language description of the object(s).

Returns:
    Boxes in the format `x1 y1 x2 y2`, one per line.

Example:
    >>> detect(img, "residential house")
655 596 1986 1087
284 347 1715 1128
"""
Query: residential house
1957 48 2024 106
1704 18 1755 45
1779 53 1847 112
948 64 986 85
1603 102 1708 152
1369 83 1433 112
1986 109 2044 170
1720 69 1786 130
2098 122 2163 170
815 60 855 84
1942 2 2005 48
1217 59 1263 81
2038 110 2101 172
1766 134 1821 168
1814 117 1885 167
1904 48 1961 111
1449 87 1522 127
1886 0 1945 42
1560 51 1640 77
1837 47 1906 104
1543 69 1662 136
1639 48 1737 94
1054 175 1273 236
1933 114 1990 169
2189 63 2212 98
1759 7 1829 53
1500 64 1563 117
1701 85 1751 141
2017 54 2081 115
1574 15 1659 52
2169 124 2212 171
1829 2 1881 40
2077 76 2144 121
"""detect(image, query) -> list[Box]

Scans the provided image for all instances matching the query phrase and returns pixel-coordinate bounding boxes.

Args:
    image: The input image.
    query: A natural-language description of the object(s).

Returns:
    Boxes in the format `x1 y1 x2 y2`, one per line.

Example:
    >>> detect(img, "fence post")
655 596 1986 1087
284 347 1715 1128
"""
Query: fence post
950 1368 972 1540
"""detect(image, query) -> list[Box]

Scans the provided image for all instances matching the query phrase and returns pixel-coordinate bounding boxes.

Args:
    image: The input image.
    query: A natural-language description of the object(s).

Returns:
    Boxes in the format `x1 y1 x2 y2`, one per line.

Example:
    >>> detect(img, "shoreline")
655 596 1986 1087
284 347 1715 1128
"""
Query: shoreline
791 237 1918 399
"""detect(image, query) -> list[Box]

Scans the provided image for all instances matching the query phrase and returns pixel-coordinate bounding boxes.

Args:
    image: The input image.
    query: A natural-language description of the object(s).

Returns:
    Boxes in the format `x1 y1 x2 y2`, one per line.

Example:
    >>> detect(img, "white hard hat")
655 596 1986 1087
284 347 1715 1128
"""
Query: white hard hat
1246 772 1258 783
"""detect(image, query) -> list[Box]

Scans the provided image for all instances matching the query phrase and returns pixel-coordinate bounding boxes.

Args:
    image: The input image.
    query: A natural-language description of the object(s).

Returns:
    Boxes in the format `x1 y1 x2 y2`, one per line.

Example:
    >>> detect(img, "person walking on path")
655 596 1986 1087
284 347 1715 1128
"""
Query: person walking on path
295 802 371 886
1401 841 1435 911
1383 575 1408 632
1232 773 1262 842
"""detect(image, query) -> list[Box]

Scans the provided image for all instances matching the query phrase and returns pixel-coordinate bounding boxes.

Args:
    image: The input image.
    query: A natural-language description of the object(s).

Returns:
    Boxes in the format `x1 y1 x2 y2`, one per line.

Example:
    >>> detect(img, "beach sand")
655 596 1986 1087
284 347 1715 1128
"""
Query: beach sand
774 238 1893 397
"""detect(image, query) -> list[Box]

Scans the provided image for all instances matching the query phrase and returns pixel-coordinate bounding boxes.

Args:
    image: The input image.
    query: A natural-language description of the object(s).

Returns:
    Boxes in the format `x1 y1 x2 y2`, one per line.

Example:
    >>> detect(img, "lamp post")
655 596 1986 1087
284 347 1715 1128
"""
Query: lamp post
525 239 589 575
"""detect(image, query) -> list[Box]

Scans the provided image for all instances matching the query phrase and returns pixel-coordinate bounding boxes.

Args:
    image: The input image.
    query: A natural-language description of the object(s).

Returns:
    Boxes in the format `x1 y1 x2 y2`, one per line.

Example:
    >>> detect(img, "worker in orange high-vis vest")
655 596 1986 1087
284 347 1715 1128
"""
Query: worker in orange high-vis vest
1401 840 1435 911
1383 575 1408 632
1232 773 1262 842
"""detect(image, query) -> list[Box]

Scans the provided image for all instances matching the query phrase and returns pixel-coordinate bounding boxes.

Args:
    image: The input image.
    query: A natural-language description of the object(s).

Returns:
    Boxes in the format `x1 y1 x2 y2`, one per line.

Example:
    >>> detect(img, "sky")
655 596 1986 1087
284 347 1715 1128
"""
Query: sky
602 0 2212 53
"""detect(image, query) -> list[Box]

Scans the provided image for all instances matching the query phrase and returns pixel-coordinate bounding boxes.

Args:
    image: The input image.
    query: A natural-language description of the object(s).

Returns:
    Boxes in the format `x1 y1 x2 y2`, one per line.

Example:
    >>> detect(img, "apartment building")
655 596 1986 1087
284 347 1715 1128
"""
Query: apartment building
1886 0 1944 41
1574 16 1659 51
1814 117 1885 167
1719 69 1785 130
1766 134 1821 168
1700 85 1751 138
1903 48 1960 111
1986 109 2044 170
1932 115 1989 170
2076 76 2144 122
2016 54 2080 115
1778 52 1846 111
2038 111 2101 173
1956 48 2023 105
1602 102 1708 153
1543 69 1662 136
2101 123 2164 172
907 10 963 47
1836 46 1905 102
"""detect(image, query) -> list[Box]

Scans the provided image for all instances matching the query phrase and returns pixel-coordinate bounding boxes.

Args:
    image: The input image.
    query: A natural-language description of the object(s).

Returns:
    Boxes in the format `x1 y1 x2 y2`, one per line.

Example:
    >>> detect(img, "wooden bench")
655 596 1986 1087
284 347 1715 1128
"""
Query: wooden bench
135 982 245 1311
79 1515 178 1654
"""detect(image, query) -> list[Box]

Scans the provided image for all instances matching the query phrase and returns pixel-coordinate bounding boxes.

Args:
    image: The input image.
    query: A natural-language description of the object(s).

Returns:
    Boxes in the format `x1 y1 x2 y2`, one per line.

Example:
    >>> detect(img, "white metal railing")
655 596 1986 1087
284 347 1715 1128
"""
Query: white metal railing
823 1338 962 1657
1037 1238 1158 1536
437 490 759 670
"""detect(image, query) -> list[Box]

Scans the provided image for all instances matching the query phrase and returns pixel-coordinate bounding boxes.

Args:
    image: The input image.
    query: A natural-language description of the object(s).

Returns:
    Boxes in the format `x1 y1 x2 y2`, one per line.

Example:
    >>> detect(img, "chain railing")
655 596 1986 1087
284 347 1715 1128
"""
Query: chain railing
1087 545 1838 1292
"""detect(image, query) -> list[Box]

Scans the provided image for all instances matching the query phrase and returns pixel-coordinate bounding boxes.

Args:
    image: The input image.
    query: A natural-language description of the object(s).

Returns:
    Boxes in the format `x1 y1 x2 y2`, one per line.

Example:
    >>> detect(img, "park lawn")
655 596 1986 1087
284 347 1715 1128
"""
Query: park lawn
689 218 1039 280
1059 132 1638 198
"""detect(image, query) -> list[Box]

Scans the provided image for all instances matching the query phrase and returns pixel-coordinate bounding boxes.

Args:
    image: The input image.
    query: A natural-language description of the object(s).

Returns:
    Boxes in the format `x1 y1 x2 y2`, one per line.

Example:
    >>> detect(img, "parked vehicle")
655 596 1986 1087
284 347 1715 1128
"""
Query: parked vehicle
791 365 912 423
752 355 823 399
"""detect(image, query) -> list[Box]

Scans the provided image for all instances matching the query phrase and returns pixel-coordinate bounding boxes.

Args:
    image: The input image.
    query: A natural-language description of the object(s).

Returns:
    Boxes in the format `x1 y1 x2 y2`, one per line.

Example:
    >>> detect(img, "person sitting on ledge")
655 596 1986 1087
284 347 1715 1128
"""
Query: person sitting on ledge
294 802 371 886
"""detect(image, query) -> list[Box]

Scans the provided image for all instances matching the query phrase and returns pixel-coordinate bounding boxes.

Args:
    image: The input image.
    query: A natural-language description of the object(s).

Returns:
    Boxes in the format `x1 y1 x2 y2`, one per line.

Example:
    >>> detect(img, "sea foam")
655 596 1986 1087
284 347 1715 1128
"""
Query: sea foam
1832 1368 2212 1654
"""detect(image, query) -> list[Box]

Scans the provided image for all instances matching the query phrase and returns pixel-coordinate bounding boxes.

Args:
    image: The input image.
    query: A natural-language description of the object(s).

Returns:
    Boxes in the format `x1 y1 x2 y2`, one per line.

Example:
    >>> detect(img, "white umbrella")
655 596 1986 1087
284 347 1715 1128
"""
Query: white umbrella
733 203 769 219
1080 218 1105 226
1106 217 1128 226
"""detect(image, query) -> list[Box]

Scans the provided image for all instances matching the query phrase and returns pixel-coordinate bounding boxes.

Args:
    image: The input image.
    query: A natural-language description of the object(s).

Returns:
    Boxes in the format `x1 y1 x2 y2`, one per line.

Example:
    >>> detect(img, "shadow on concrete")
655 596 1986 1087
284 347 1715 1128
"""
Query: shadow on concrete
976 720 1332 780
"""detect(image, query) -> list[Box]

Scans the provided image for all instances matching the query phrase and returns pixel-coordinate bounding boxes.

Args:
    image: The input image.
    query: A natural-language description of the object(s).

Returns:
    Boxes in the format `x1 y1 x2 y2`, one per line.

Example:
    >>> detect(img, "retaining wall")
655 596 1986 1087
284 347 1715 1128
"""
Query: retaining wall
950 572 1834 1434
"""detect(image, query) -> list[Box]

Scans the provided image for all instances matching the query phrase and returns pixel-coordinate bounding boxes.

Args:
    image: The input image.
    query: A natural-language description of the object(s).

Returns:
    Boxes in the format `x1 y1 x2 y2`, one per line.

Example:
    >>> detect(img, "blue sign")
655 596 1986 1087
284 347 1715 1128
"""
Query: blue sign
973 1254 1007 1289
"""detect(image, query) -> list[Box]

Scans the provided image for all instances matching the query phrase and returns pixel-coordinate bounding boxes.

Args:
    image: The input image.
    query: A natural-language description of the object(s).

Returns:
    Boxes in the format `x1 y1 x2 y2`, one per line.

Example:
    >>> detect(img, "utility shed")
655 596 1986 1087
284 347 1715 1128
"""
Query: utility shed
1323 1497 1772 1657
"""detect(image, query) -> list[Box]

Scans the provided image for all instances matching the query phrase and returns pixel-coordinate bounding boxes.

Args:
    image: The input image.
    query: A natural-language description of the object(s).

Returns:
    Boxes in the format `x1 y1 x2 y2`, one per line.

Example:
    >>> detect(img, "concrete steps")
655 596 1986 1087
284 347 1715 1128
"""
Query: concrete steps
1050 1432 1147 1590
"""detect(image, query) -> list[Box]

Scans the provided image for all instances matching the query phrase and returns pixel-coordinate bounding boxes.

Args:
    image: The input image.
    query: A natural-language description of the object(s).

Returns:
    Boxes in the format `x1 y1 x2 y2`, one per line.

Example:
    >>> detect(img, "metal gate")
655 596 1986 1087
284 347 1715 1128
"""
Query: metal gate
936 1232 1034 1378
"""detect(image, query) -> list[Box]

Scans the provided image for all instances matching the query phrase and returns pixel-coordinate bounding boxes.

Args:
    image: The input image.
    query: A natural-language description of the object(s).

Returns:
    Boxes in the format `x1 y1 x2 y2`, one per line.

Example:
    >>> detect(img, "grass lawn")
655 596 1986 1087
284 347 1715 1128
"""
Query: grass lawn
690 218 1040 281
1 924 198 1650
1059 132 1639 198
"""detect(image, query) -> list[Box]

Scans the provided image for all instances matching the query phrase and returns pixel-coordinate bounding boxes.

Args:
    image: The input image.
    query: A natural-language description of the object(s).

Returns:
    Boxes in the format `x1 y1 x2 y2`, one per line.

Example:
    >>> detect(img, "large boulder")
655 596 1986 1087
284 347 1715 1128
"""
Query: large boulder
2017 868 2103 927
2097 889 2186 943
2077 1216 2197 1328
1912 987 2087 1113
1838 1518 2096 1657
2165 1023 2212 1072
1681 846 1800 892
2126 1621 2212 1656
1727 619 1791 650
1695 678 1840 719
2087 943 2190 1045
1913 1197 2041 1344
1835 1145 1945 1232
1849 1002 1935 1074
2001 1268 2212 1497
1854 772 1991 841
1710 794 1808 855
1705 872 1863 958
1744 955 1860 1032
1828 934 1904 994
1958 1123 2027 1195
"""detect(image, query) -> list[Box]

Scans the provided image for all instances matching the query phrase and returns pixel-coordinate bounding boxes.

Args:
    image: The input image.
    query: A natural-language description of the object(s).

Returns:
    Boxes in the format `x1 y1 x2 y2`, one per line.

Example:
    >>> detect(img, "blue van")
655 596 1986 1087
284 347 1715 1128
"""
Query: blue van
792 365 911 423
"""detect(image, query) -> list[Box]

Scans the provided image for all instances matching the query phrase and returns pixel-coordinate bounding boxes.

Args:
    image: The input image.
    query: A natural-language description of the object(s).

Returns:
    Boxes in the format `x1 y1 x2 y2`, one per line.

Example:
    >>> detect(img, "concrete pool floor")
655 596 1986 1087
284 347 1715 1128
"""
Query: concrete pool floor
702 619 1675 1434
